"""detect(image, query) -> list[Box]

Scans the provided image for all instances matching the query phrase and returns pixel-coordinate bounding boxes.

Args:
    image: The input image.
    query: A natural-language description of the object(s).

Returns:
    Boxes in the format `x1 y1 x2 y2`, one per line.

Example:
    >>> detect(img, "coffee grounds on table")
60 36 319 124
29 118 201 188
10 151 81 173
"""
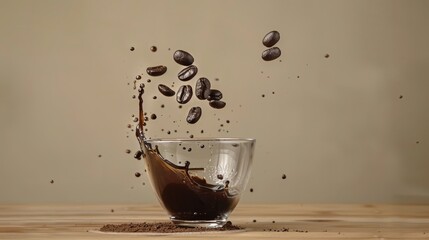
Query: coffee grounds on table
99 221 242 233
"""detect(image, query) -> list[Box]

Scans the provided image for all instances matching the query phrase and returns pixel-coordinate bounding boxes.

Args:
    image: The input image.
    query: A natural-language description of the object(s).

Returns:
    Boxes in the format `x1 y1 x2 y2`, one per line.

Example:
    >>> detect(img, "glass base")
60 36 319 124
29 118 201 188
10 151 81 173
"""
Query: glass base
170 218 227 228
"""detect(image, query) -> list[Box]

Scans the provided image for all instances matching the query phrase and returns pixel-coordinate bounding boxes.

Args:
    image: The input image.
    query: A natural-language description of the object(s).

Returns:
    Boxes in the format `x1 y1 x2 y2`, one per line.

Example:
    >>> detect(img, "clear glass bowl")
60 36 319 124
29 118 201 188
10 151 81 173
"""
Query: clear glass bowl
141 138 255 228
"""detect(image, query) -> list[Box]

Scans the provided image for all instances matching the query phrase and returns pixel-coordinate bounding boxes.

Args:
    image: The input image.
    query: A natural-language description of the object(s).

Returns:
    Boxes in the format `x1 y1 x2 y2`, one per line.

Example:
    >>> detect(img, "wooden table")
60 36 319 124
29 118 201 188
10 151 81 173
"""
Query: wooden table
1 204 428 239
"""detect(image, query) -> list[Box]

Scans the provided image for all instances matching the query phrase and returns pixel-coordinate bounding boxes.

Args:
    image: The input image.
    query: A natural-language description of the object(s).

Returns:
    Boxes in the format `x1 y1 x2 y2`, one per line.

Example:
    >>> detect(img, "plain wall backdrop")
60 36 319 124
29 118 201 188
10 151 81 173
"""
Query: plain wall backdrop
1 0 429 204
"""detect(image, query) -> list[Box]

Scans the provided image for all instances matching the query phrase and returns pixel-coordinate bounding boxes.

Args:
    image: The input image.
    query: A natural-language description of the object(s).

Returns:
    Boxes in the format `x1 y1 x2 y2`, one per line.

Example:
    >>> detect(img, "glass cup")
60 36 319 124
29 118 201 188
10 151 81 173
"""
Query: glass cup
141 138 255 228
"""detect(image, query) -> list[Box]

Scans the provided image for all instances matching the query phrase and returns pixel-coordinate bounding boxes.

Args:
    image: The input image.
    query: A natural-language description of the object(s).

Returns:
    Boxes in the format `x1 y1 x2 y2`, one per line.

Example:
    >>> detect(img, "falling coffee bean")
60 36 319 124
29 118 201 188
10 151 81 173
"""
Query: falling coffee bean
146 65 167 76
207 89 223 101
209 100 226 109
178 65 198 81
195 77 211 100
158 84 175 97
173 50 194 66
262 47 281 61
262 30 280 47
186 106 202 124
176 85 193 104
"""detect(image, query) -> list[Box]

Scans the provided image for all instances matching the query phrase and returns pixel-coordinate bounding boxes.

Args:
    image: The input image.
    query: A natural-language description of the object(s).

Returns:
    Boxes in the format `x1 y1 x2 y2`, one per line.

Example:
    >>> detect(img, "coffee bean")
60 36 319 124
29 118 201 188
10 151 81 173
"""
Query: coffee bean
195 77 211 100
209 100 226 109
207 89 223 101
186 106 202 124
146 65 167 76
262 47 281 61
178 65 198 81
176 85 193 104
262 30 280 47
158 84 175 97
173 50 194 66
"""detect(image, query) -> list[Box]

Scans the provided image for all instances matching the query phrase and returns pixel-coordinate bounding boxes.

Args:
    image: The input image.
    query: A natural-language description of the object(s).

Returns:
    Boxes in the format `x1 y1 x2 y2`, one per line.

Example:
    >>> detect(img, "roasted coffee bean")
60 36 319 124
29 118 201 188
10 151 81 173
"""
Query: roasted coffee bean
195 77 211 100
146 65 167 76
173 50 194 66
209 100 226 109
262 30 280 47
158 84 175 97
178 65 198 81
176 85 193 104
186 106 202 124
207 89 223 101
262 47 281 61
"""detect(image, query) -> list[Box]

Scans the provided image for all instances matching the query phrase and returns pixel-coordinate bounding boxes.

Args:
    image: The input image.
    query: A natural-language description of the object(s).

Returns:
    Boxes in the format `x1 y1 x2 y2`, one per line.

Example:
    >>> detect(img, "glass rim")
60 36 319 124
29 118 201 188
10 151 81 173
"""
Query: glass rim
145 137 255 143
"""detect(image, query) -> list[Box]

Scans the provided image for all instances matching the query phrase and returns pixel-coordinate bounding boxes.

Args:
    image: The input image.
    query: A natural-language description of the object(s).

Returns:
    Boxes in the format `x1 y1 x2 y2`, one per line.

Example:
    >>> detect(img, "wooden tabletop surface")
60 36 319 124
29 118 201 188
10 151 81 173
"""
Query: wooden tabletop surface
0 204 428 239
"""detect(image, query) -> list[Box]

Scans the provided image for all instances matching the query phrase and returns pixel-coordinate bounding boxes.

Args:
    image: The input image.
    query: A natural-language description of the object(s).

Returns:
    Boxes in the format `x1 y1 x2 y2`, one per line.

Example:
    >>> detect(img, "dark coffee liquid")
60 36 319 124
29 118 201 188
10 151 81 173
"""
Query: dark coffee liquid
136 85 239 221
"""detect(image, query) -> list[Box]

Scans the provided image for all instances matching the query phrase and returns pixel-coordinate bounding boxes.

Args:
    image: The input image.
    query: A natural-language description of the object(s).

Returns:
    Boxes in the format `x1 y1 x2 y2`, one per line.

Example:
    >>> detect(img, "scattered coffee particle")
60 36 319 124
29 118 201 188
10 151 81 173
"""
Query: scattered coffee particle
272 91 275 94
262 94 265 98
253 219 257 223
282 174 287 179
50 179 54 184
183 147 186 150
134 150 142 160
98 154 102 158
190 134 194 138
153 96 157 100
111 209 114 213
217 174 224 180
272 220 276 223
167 131 171 134
297 75 300 78
399 95 403 99
416 141 420 144
150 46 157 52
325 54 330 58
200 144 205 148
132 95 136 99
135 172 141 177
200 130 204 133
136 75 141 80
150 114 157 120
250 188 254 192
130 47 135 51
133 117 138 122
125 149 131 154
147 79 152 83
178 105 183 109
100 222 242 233
187 148 192 152
142 182 146 186
226 120 230 123
161 104 165 108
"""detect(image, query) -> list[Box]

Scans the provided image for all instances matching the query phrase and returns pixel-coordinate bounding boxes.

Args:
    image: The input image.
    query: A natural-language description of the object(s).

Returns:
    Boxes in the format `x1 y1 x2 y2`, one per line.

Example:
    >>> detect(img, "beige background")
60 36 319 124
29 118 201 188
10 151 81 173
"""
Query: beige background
1 0 428 204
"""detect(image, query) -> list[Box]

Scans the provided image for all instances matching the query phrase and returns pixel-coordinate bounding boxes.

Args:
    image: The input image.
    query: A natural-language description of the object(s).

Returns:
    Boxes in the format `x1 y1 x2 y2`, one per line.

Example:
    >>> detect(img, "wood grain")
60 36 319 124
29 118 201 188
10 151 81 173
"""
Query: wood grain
0 204 428 239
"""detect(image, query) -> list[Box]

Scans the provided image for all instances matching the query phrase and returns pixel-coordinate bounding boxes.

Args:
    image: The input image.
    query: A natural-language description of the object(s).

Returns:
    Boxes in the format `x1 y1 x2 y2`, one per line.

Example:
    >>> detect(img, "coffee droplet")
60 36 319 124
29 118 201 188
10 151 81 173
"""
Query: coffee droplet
135 172 141 177
130 47 135 51
134 150 142 160
217 174 224 180
150 46 157 52
262 30 280 47
125 149 131 154
150 114 157 120
282 174 287 179
250 188 254 192
50 179 54 184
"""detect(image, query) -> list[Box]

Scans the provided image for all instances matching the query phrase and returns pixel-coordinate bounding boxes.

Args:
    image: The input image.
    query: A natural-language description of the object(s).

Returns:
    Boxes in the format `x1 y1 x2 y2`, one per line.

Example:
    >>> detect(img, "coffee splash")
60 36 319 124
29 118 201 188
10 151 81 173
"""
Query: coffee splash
136 84 239 221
